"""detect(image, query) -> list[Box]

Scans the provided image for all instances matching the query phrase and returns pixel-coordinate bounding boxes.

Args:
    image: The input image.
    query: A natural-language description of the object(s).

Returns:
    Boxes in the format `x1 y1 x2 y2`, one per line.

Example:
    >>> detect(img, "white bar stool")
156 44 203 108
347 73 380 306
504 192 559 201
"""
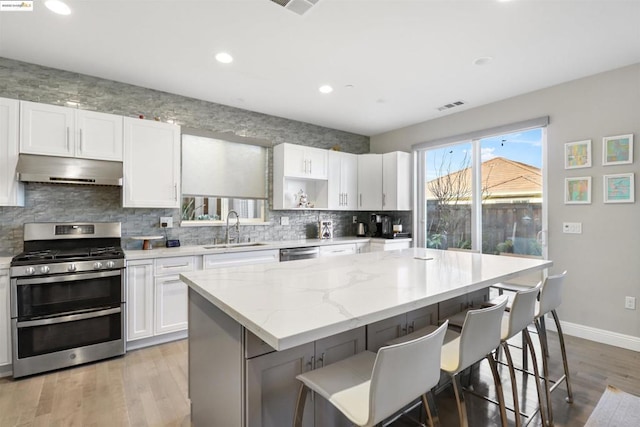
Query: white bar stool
292 321 449 427
534 271 573 425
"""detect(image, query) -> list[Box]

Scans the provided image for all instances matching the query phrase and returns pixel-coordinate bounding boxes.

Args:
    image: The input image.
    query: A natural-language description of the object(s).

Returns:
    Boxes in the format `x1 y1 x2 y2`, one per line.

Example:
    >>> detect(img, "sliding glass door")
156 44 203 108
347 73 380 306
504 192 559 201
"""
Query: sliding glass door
415 123 547 258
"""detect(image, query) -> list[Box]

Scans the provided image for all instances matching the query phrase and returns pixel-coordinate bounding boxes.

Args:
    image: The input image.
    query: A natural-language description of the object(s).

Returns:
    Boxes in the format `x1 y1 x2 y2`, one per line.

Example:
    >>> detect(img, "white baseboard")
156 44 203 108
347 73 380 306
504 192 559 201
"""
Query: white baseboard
545 316 640 352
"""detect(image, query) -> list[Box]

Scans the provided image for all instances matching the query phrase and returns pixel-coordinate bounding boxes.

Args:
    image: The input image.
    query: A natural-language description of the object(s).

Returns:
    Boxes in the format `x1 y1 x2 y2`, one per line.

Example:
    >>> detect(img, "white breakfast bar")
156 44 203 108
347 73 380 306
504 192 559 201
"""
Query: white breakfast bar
180 248 552 427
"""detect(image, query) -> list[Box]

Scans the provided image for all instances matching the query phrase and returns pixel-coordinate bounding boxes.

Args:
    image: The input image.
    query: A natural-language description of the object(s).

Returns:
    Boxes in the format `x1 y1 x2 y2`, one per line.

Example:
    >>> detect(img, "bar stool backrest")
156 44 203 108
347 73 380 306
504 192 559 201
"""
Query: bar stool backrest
537 271 567 317
457 296 508 372
506 282 542 340
368 321 448 425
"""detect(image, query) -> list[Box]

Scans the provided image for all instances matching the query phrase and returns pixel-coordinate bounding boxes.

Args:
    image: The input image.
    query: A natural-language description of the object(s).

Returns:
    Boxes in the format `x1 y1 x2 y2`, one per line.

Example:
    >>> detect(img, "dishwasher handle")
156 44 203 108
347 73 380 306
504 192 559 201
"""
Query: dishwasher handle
280 247 320 261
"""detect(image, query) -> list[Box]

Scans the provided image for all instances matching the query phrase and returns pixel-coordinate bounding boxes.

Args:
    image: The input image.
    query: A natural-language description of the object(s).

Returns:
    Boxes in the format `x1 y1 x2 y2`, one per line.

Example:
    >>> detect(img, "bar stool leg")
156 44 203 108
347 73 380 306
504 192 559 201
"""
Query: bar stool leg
451 373 470 427
551 309 574 403
523 329 547 427
501 341 522 427
293 383 309 427
535 319 553 426
421 390 441 427
486 353 509 427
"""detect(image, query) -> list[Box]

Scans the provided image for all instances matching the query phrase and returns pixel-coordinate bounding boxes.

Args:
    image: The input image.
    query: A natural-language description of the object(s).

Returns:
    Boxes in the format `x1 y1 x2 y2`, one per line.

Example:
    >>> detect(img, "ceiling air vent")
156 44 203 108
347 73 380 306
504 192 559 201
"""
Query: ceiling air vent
437 100 467 112
269 0 320 15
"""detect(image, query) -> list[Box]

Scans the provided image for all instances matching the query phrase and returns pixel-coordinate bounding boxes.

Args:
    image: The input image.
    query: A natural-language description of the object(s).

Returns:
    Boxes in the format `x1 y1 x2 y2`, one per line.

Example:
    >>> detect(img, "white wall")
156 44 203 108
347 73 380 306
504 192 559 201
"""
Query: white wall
371 64 640 350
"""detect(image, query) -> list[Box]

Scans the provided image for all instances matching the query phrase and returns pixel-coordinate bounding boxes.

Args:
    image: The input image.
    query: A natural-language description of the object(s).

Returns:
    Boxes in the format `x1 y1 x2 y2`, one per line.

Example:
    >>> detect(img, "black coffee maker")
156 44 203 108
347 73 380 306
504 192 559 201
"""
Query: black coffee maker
371 214 393 238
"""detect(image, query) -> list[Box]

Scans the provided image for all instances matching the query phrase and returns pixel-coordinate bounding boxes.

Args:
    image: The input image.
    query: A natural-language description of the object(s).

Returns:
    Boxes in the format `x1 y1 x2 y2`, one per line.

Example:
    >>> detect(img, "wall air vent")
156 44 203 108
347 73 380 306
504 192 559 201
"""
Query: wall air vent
437 100 467 112
269 0 320 15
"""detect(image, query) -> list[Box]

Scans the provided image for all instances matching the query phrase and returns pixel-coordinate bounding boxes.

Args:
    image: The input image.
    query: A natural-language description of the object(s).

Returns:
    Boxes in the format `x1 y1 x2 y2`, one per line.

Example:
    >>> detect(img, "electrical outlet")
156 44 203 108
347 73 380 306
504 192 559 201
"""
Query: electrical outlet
160 216 173 228
353 216 358 224
625 296 636 310
562 222 582 234
280 216 289 226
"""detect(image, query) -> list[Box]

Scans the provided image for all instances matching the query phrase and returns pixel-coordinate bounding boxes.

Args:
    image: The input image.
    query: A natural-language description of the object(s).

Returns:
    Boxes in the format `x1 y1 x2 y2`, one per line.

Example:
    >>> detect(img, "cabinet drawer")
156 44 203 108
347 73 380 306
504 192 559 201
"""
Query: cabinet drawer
204 250 279 269
154 256 196 276
319 244 356 257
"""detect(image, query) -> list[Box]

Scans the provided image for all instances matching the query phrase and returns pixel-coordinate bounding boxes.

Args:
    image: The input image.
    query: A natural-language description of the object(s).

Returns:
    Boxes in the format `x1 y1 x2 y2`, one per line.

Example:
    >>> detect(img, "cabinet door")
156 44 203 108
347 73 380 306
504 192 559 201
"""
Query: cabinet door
356 242 370 254
327 151 343 209
314 328 366 427
357 154 383 210
282 143 308 178
246 343 315 427
76 110 123 161
154 275 188 335
342 152 358 210
406 305 438 334
382 151 411 211
123 118 180 208
366 313 406 352
0 98 23 206
126 261 154 341
20 101 75 157
0 270 10 367
305 146 328 179
204 250 280 269
318 244 356 257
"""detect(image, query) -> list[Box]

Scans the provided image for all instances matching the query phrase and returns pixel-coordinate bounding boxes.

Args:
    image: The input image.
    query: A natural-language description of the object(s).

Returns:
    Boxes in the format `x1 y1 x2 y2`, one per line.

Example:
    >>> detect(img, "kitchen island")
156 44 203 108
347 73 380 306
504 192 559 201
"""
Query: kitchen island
180 248 552 426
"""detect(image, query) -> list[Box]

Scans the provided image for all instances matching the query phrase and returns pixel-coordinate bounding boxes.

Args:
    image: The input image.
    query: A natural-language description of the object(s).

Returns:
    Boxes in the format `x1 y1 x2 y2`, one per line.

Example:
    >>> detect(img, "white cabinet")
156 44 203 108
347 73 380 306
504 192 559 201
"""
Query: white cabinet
279 143 328 179
0 269 10 370
20 101 123 161
327 151 358 210
123 117 180 208
319 243 356 257
356 241 370 254
382 151 411 210
126 260 154 341
357 154 383 210
246 327 365 427
0 98 24 206
204 250 279 269
370 239 411 252
366 305 437 352
273 143 329 210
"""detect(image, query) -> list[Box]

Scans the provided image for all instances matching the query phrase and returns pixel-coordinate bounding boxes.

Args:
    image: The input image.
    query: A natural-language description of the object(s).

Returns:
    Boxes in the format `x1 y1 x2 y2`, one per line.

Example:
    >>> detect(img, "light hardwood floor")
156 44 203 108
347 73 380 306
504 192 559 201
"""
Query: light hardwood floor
0 332 638 426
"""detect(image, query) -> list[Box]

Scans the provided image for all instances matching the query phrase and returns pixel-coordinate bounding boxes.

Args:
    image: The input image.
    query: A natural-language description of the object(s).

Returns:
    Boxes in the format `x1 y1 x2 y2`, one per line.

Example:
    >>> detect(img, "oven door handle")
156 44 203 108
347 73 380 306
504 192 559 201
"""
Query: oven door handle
16 307 121 328
15 269 122 286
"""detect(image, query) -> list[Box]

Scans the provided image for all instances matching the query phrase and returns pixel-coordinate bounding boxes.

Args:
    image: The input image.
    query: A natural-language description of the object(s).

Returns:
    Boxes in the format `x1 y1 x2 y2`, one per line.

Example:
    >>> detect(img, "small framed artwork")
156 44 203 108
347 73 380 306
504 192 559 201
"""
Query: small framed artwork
603 173 634 203
564 140 591 169
603 134 633 166
565 176 591 204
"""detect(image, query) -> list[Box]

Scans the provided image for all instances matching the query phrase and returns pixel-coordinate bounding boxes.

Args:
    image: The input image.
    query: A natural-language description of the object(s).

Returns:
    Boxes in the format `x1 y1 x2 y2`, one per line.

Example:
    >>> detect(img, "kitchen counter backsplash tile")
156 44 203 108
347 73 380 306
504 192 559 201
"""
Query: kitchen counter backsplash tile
0 58 412 254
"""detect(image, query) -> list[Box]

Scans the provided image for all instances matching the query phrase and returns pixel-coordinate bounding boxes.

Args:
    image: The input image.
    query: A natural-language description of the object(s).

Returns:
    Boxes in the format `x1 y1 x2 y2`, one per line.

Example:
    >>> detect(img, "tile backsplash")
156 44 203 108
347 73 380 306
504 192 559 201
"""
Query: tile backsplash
0 58 411 254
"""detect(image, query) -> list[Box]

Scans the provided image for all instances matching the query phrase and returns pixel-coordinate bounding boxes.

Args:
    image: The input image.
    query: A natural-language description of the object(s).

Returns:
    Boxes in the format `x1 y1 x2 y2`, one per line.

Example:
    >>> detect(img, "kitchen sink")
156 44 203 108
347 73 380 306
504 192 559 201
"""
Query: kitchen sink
203 242 269 249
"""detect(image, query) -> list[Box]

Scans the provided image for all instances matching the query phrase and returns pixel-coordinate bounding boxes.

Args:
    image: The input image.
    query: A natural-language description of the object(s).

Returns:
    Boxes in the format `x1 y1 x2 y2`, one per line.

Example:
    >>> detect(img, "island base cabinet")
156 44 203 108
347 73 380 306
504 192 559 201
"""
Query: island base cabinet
366 305 438 352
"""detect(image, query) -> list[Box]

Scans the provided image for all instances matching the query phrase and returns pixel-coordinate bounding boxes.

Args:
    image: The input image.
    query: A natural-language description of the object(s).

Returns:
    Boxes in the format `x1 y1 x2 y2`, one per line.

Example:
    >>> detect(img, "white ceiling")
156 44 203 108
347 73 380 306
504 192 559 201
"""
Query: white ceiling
1 0 639 136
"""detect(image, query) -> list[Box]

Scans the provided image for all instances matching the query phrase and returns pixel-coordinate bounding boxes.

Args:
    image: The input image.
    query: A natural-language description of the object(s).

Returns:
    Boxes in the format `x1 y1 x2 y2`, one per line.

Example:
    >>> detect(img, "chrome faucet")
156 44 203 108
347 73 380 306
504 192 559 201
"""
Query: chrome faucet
225 210 240 244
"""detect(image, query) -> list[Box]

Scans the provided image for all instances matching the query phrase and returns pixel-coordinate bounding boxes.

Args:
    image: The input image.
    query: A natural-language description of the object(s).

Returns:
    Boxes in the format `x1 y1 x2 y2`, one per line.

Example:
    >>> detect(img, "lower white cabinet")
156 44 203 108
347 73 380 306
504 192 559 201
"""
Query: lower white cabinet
245 327 366 427
356 241 370 254
0 269 11 370
126 260 154 341
370 239 411 252
318 243 356 257
155 275 188 334
366 305 438 352
204 249 279 269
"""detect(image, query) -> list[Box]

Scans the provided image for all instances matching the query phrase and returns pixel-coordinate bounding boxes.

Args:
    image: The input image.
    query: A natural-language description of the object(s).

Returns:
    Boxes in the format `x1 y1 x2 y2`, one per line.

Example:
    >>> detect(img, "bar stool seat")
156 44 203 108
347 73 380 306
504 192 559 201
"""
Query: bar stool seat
293 322 449 427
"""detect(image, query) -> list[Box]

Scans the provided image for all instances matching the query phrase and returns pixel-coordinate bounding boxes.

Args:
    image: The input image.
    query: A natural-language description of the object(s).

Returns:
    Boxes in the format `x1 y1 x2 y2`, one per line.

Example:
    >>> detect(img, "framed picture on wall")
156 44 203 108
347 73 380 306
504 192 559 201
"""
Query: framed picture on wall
603 173 634 203
565 176 591 204
564 140 591 169
603 134 633 166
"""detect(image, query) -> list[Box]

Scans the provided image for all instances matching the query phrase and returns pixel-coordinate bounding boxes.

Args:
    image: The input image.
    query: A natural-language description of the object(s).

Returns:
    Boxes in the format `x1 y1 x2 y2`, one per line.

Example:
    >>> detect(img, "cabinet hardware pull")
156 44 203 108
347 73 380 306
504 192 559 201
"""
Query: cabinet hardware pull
345 193 348 206
174 184 178 201
79 128 83 153
359 194 362 207
162 263 190 269
309 159 312 174
408 321 415 333
383 193 386 206
162 279 184 285
66 127 70 151
318 352 325 368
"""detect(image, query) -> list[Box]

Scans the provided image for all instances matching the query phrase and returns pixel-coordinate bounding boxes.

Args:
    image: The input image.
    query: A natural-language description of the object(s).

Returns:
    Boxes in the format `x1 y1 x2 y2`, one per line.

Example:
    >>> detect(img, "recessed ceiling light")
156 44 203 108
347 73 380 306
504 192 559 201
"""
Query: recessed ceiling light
215 52 233 64
45 0 71 15
473 56 493 66
318 85 333 94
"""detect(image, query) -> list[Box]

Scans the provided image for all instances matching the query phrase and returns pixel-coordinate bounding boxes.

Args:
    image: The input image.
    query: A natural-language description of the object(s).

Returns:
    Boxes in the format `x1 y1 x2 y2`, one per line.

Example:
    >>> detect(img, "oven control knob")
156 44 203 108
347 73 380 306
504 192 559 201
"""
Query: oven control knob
39 266 50 274
68 263 77 272
93 262 103 270
25 267 36 275
106 261 116 269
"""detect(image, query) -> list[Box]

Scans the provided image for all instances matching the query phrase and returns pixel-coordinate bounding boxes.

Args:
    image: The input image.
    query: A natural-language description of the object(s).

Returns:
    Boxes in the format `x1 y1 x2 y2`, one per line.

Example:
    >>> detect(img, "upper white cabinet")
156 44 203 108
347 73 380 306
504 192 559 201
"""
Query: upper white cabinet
327 151 357 210
382 151 411 211
280 143 328 179
123 117 181 208
273 143 328 210
0 97 24 206
357 154 383 210
20 101 123 161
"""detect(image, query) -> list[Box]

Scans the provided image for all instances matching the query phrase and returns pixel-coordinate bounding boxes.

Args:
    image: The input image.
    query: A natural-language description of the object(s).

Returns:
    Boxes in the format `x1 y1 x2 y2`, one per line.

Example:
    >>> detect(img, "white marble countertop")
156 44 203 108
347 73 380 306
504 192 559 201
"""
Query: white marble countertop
125 236 411 260
181 248 551 351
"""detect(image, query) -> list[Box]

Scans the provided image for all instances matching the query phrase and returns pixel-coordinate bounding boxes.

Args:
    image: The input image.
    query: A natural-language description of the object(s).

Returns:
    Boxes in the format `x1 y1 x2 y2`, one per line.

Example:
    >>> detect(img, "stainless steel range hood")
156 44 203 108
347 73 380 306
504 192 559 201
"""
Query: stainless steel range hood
16 154 123 186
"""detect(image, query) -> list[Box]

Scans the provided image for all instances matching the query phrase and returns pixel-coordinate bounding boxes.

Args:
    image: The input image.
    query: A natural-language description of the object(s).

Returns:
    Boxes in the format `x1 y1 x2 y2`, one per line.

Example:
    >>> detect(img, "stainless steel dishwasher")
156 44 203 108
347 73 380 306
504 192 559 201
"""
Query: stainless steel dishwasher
279 247 320 262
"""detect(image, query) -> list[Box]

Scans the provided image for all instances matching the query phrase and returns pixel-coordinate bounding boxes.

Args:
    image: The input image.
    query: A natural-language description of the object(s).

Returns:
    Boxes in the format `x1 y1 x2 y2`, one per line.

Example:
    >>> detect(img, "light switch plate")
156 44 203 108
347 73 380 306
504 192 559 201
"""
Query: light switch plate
160 217 173 228
280 216 289 226
625 296 636 310
562 222 582 234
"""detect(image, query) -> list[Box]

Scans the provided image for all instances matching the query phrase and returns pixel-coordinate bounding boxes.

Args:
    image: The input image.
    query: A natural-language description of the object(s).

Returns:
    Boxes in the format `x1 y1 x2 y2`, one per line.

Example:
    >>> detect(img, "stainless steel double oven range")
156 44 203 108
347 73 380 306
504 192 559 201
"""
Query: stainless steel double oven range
10 222 126 378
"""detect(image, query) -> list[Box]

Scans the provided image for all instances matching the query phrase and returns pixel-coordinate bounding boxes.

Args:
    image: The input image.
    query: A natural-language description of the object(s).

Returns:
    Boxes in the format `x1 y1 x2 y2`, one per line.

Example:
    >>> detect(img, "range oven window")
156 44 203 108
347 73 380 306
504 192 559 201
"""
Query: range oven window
15 270 122 319
16 308 122 359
